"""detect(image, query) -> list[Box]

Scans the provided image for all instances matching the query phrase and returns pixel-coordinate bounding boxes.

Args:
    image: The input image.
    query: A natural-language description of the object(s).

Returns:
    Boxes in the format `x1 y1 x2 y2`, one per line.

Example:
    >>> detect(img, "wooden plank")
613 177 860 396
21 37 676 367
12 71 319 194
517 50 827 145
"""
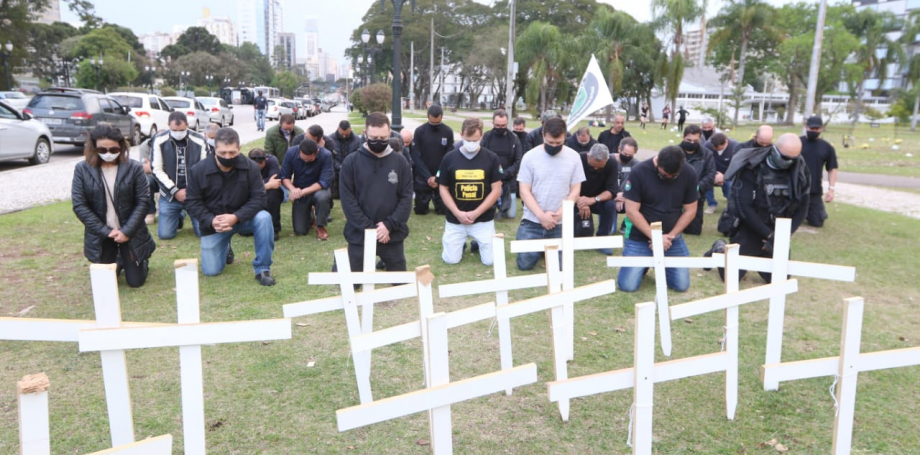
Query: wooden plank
858 346 920 372
650 223 672 357
509 236 622 253
547 368 634 402
444 302 496 329
426 313 452 455
282 284 417 318
78 319 292 352
309 271 417 285
362 229 377 334
633 302 656 455
760 357 839 385
832 297 864 455
85 435 173 455
653 352 729 383
174 262 205 455
495 280 617 321
437 274 547 298
492 234 514 396
561 201 576 362
668 280 798 321
89 264 135 447
764 219 792 392
350 321 421 354
0 319 170 343
335 363 538 432
331 249 374 405
723 245 739 421
544 248 570 421
417 266 436 388
606 256 722 269
18 379 50 455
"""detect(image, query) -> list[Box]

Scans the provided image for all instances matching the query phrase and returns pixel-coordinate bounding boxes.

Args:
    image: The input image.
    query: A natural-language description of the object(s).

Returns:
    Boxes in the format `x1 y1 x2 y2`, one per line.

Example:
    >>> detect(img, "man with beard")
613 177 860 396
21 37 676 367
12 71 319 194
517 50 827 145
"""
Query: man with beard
800 116 838 227
331 120 362 199
565 127 598 153
597 114 631 156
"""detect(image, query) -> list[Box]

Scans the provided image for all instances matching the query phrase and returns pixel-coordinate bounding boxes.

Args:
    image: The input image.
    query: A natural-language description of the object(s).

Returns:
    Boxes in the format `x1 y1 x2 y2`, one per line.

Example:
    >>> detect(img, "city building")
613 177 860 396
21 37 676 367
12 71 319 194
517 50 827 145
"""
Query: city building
305 15 319 60
140 32 178 57
33 0 61 24
238 0 285 58
198 8 237 47
278 32 296 70
683 28 704 66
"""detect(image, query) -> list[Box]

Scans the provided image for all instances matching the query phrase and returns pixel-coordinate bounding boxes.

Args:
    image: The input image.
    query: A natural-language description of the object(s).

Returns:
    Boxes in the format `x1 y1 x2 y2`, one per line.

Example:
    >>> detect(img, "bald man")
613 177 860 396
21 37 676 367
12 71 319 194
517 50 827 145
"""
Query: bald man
739 125 774 150
718 133 810 282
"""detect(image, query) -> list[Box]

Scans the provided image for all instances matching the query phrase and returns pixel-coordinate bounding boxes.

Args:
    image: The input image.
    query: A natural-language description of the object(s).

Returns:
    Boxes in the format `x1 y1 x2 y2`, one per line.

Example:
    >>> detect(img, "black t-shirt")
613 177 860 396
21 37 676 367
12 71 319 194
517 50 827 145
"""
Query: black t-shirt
258 155 282 184
623 158 700 242
412 123 455 179
800 136 838 195
597 129 631 155
254 96 267 110
437 148 503 224
580 152 620 197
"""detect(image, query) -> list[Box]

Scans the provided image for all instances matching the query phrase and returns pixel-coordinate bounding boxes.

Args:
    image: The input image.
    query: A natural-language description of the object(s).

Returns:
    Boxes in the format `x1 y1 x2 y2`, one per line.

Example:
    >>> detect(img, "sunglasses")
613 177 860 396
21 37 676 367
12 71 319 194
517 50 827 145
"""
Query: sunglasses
96 147 122 154
250 156 266 162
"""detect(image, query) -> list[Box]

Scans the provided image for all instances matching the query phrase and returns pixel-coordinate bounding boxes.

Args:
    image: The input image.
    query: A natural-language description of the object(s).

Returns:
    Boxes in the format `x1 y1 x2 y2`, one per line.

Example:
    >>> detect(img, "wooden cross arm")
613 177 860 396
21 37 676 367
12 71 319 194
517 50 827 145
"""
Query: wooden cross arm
510 236 623 253
438 273 547 298
669 280 798 320
606 256 722 269
547 352 728 403
308 271 417 285
761 346 920 384
350 303 496 354
336 363 538 432
711 254 856 282
78 319 292 352
86 434 173 454
282 283 417 318
496 280 617 320
0 318 173 343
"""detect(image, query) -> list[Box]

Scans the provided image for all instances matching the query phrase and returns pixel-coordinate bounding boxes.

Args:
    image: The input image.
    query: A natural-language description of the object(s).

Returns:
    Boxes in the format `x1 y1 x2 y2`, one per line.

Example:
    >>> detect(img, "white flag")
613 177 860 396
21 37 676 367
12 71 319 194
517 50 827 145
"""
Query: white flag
566 55 614 132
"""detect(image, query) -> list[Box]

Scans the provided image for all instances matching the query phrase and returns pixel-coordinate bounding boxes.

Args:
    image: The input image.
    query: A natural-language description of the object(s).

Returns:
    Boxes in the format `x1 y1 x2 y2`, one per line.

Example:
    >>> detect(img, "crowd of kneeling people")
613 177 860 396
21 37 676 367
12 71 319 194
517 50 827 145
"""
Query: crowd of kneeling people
71 105 838 290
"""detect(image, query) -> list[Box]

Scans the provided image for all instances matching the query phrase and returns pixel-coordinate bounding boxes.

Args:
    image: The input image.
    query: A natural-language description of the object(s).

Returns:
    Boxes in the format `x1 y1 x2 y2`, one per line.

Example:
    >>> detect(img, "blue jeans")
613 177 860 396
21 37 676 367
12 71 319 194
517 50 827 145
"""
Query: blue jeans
617 236 690 292
704 181 732 207
200 211 274 276
158 196 200 239
590 200 618 236
515 219 562 270
255 109 266 130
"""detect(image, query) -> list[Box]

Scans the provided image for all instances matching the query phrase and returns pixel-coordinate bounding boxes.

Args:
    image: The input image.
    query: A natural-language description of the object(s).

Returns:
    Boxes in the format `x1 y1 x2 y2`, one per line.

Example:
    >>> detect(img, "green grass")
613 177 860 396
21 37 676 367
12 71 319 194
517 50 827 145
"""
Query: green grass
2 197 918 454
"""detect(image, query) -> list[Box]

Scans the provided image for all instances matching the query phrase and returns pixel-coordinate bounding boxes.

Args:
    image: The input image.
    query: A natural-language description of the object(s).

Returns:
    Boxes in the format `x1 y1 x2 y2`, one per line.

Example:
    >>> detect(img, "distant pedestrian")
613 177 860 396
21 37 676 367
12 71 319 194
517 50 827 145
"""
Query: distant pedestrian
661 104 671 129
677 106 689 131
800 116 838 228
640 104 649 129
254 90 268 132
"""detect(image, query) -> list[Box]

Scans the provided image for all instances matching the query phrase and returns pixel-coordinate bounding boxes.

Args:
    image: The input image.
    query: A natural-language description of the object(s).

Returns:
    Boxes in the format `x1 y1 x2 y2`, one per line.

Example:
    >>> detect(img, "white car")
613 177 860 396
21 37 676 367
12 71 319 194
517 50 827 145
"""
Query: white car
109 92 173 139
198 97 234 127
0 100 54 165
265 98 293 121
0 91 30 110
163 96 210 131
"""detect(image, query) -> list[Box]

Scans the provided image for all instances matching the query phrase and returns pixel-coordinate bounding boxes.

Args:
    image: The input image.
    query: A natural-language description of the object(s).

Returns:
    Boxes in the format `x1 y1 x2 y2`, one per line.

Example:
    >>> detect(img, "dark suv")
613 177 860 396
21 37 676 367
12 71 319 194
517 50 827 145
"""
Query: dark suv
24 88 140 146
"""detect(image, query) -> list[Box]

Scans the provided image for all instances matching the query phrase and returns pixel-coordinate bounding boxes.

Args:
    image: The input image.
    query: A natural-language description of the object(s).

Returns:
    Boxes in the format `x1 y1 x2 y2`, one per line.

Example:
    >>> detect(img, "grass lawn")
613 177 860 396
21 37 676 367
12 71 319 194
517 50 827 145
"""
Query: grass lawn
1 193 918 454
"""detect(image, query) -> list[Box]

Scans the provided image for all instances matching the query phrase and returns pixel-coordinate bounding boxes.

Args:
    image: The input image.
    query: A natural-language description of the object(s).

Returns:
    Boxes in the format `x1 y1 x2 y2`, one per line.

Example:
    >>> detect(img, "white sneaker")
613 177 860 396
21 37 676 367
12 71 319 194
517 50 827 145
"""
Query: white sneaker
704 206 716 215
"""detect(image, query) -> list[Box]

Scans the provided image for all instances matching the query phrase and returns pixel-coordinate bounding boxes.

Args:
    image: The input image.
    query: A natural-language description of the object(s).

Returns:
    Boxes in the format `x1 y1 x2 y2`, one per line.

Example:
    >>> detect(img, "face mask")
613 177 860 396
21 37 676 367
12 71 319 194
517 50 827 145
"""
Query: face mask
620 154 633 165
545 143 563 156
805 130 820 141
282 129 292 137
216 154 238 168
702 129 714 140
681 141 700 154
429 122 441 130
464 140 480 152
766 146 795 170
367 139 389 154
578 139 590 146
207 138 215 147
99 152 120 163
170 130 188 141
493 127 507 136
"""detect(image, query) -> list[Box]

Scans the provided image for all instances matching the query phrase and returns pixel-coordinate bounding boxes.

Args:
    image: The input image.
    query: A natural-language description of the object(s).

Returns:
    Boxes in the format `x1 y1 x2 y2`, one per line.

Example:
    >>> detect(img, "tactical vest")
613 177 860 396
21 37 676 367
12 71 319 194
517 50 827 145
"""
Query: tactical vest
755 164 800 220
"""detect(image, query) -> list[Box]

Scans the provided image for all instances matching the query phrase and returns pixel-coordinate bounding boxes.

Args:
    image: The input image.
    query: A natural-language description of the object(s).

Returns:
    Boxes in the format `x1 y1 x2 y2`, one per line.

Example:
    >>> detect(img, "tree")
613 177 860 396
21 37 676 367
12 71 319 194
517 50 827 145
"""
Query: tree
75 57 137 91
586 9 637 122
516 21 576 114
353 83 392 113
844 8 904 125
160 27 222 60
272 71 301 98
25 22 80 85
227 42 274 86
901 9 920 130
651 0 702 119
70 27 134 61
709 0 779 126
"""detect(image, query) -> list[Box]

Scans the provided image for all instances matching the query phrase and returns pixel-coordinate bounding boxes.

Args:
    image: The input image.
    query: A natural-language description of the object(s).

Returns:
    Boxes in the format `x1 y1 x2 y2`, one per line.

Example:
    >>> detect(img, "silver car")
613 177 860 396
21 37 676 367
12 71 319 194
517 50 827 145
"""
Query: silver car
163 96 210 131
0 91 30 111
0 100 54 165
197 97 234 127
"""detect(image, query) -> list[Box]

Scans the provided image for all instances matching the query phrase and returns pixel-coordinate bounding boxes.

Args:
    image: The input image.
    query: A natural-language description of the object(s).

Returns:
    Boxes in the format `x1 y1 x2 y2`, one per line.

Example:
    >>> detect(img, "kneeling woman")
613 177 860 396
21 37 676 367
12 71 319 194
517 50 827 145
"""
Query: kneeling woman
72 123 156 287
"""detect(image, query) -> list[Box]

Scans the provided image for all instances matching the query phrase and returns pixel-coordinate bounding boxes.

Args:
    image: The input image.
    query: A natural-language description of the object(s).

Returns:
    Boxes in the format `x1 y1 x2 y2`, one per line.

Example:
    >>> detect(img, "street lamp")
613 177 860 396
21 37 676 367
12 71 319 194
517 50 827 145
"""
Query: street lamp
206 75 213 97
180 71 190 94
357 55 365 87
1 41 12 91
361 28 385 84
90 56 103 91
144 65 155 93
379 0 415 132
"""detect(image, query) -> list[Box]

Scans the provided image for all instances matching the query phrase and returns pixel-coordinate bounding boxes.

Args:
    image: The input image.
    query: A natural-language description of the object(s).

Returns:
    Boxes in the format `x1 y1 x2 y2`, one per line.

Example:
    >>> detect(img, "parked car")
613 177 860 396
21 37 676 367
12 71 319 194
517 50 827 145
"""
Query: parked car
265 98 293 121
197 97 234 126
109 92 173 139
24 88 139 146
163 96 210 131
0 91 30 110
292 100 308 120
0 100 54 165
281 100 300 119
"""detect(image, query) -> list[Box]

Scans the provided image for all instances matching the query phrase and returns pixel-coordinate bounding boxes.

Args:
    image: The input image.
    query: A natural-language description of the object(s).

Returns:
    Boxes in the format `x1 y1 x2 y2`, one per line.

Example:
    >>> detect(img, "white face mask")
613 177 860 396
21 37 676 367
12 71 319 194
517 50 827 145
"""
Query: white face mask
464 140 480 152
99 152 120 163
207 138 215 147
170 129 188 141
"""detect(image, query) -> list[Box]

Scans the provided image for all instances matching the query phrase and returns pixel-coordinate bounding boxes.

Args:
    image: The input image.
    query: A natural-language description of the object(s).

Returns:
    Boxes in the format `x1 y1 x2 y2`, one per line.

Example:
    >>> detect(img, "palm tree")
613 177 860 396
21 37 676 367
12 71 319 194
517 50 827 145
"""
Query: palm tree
651 0 703 120
587 9 637 122
709 0 778 126
516 22 574 114
844 9 904 126
900 10 920 130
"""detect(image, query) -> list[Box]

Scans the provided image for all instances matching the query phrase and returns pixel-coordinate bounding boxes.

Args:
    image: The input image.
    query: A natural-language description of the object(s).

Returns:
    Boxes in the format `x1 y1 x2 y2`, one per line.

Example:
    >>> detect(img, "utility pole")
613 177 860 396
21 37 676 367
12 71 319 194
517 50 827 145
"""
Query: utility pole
429 18 435 105
439 47 445 106
504 0 516 114
804 0 827 125
409 41 415 111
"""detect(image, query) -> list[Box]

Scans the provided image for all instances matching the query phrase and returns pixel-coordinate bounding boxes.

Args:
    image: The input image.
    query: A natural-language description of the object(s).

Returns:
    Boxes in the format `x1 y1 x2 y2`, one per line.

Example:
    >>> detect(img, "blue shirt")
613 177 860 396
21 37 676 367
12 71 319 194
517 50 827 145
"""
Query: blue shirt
281 146 334 190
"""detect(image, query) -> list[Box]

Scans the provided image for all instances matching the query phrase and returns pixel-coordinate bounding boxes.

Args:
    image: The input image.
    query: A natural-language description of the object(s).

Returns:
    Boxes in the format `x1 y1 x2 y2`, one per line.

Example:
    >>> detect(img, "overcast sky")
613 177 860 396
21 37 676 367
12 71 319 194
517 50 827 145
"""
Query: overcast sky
61 0 810 64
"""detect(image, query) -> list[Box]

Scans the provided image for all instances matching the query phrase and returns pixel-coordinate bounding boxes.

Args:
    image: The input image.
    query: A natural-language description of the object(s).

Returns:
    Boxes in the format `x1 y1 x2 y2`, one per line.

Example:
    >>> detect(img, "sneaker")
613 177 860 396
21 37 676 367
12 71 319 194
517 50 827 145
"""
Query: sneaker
145 214 155 225
178 217 185 230
470 240 479 253
376 259 386 270
597 248 613 255
316 226 329 240
255 271 276 286
274 232 280 242
702 239 726 271
226 246 234 265
704 205 717 215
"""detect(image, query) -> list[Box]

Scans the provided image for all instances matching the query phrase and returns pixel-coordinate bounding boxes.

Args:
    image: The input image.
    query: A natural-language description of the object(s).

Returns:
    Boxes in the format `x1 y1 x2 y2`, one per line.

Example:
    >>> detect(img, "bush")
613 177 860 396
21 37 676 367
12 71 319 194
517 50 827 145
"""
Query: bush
352 83 392 114
194 88 210 97
115 86 150 93
159 86 177 97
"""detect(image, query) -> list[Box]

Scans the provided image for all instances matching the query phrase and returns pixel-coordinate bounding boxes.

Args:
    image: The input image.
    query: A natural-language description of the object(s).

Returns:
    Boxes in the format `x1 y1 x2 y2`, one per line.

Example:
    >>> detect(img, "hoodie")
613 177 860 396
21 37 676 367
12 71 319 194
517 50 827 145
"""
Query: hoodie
339 145 413 245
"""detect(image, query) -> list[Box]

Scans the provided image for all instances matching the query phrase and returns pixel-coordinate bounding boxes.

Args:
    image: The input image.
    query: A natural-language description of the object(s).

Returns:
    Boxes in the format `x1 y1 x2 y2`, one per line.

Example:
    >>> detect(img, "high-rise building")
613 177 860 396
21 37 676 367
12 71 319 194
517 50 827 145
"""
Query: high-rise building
33 0 61 24
278 33 296 70
199 8 238 47
683 29 704 67
305 15 319 59
140 32 178 57
238 0 284 57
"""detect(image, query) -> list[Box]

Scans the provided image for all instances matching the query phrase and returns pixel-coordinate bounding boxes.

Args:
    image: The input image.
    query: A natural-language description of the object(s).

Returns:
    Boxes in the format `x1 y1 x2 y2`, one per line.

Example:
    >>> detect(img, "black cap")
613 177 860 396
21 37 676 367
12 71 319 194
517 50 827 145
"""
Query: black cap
806 116 823 128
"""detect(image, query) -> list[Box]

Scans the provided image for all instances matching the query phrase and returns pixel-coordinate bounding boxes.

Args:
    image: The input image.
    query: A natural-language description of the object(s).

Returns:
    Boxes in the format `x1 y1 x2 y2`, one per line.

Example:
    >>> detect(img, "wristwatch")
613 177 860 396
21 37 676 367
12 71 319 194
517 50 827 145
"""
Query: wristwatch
595 196 601 203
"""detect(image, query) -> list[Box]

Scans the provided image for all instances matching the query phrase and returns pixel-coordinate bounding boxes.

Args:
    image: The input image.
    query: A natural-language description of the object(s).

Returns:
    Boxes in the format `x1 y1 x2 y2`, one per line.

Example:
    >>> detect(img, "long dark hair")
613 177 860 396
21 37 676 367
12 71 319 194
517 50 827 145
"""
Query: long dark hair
84 123 130 167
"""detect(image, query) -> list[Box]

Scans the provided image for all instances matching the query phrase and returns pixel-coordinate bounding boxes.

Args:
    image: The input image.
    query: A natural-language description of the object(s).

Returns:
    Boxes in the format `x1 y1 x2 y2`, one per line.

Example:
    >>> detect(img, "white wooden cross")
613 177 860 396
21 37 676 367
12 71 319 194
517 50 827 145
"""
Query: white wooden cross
494 246 618 421
335 311 539 455
438 234 562 395
283 248 420 404
0 263 172 447
761 297 920 454
709 218 856 390
510 200 624 362
16 372 173 455
77 259 292 455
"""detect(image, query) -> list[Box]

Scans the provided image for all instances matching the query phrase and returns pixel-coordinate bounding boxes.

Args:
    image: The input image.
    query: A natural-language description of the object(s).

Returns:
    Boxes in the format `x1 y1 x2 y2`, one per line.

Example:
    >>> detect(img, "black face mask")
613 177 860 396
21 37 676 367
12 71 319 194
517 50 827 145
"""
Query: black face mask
367 139 389 154
805 130 820 141
493 127 507 136
620 155 634 165
681 141 700 154
216 154 238 169
545 143 563 156
702 129 714 140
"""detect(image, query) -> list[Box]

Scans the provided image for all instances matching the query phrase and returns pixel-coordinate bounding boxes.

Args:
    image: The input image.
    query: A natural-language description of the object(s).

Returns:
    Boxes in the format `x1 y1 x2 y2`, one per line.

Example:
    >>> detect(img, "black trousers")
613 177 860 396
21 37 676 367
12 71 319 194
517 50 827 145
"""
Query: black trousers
146 174 159 215
727 225 774 283
99 238 148 288
266 188 283 234
414 182 446 215
806 194 827 227
678 119 686 131
347 241 407 272
292 189 332 235
684 198 705 235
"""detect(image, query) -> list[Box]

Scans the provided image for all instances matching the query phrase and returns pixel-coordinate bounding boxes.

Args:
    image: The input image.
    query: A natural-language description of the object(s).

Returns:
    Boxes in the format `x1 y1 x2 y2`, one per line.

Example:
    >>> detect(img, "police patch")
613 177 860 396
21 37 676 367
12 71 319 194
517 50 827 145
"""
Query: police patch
499 165 504 174
441 138 448 146
388 170 398 184
624 180 632 191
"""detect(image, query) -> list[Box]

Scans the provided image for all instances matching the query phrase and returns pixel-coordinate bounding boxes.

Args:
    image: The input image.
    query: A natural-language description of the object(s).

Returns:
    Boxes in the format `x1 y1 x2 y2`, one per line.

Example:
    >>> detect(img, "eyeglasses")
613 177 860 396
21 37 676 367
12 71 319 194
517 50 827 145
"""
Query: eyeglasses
96 147 122 154
250 156 266 162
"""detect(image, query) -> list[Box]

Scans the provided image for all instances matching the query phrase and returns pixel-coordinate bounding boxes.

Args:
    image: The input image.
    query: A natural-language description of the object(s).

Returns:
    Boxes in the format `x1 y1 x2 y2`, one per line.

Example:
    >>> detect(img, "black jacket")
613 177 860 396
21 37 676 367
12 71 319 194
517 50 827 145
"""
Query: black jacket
565 135 598 153
186 155 267 237
332 131 362 171
411 122 455 182
72 160 156 264
481 129 523 179
684 147 717 194
150 131 209 200
523 126 543 151
703 138 739 174
339 146 413 245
